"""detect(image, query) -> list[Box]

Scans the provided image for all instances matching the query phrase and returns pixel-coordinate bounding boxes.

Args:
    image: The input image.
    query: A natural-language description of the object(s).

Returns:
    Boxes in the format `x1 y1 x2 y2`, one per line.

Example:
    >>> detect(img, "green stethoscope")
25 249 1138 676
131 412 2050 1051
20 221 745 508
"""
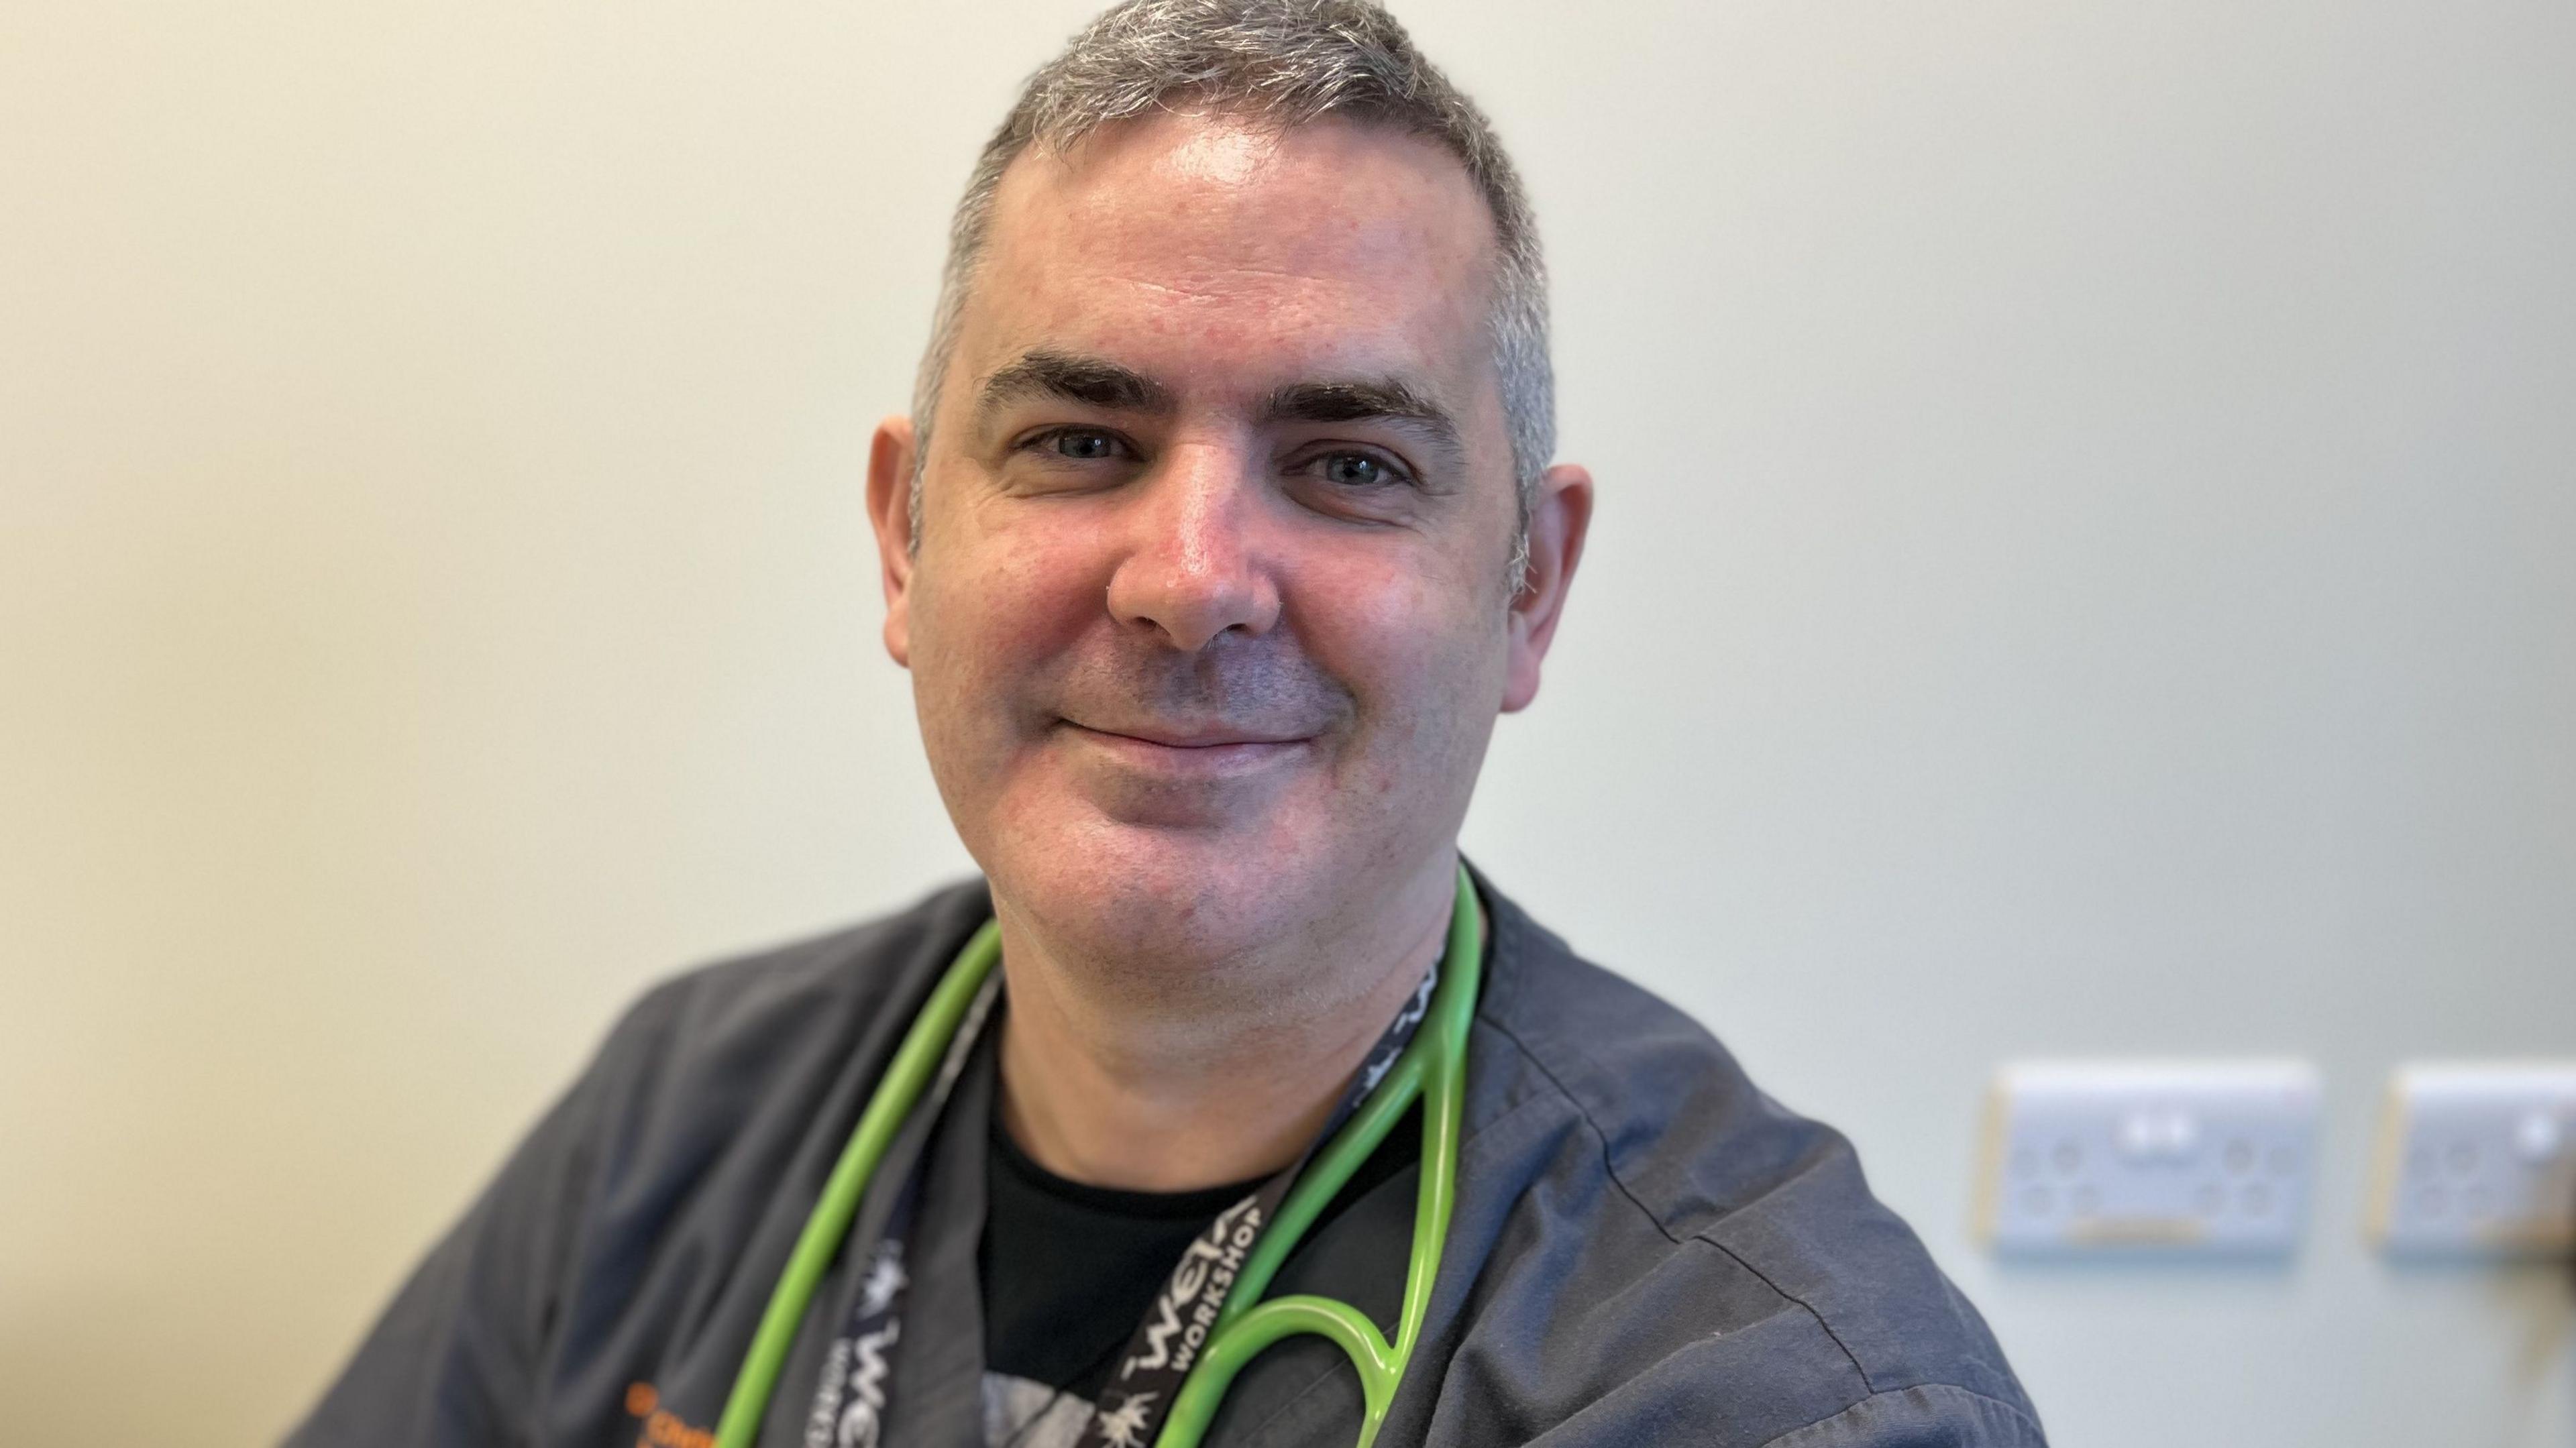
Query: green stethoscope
713 867 1483 1448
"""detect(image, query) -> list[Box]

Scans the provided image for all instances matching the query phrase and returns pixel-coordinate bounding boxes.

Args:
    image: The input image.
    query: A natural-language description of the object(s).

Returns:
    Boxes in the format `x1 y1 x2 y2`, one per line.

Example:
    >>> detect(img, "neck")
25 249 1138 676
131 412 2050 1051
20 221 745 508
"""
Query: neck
992 853 1460 1192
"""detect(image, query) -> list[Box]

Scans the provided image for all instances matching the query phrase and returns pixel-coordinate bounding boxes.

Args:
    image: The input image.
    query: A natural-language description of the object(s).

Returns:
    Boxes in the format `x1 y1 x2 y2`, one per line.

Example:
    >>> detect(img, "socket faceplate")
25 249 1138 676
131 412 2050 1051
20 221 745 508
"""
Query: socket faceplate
1979 1060 2321 1256
2370 1062 2576 1257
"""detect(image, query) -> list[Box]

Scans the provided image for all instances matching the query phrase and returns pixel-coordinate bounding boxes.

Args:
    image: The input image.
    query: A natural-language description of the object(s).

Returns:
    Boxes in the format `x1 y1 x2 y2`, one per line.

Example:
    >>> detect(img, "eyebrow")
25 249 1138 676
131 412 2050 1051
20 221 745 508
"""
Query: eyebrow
975 349 1175 420
1261 376 1462 463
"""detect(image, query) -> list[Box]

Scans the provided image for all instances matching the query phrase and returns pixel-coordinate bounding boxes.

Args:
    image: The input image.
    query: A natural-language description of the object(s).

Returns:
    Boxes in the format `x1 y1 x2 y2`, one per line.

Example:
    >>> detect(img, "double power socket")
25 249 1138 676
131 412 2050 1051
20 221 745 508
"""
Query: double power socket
1976 1060 2576 1258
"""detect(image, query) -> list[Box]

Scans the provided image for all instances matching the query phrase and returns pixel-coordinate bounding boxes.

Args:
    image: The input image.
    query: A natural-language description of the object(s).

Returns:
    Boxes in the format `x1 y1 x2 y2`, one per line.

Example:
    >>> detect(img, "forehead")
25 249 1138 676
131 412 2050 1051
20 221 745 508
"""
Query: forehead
961 111 1501 404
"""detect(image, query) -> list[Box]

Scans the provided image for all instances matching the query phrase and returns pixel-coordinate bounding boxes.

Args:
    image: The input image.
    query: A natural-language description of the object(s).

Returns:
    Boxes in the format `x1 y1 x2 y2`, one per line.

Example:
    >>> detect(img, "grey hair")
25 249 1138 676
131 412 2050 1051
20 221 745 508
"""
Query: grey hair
908 0 1553 592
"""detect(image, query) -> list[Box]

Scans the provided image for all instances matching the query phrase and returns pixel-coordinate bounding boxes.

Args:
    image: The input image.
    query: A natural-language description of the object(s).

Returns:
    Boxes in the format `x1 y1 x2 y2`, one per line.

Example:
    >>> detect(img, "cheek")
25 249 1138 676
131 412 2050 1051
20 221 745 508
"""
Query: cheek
913 528 1099 732
1300 552 1505 759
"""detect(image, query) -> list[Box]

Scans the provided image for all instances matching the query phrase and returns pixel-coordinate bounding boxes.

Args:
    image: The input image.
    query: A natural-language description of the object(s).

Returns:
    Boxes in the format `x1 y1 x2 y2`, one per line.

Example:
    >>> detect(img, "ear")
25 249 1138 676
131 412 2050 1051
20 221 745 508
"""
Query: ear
1502 462 1593 713
865 415 920 669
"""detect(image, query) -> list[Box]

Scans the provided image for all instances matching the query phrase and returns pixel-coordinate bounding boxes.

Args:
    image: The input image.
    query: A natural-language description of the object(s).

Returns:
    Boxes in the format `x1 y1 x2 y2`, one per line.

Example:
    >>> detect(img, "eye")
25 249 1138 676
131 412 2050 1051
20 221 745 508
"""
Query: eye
1043 429 1126 461
1316 451 1405 488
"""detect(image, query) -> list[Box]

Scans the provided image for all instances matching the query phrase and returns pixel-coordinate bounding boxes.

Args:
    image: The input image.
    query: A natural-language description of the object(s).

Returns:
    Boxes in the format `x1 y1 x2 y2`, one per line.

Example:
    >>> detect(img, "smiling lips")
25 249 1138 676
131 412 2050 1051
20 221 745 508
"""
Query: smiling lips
1058 719 1316 778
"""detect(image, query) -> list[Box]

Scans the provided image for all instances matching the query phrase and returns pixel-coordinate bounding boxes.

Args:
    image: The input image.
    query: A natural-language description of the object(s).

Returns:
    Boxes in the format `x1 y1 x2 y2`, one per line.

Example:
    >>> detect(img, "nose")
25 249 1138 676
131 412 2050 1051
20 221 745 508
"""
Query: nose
1104 443 1282 651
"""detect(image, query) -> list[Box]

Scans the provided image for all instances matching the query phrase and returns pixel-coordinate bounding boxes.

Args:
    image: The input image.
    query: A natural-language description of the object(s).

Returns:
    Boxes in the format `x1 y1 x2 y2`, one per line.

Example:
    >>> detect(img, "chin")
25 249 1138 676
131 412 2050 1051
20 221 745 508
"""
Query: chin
988 814 1322 970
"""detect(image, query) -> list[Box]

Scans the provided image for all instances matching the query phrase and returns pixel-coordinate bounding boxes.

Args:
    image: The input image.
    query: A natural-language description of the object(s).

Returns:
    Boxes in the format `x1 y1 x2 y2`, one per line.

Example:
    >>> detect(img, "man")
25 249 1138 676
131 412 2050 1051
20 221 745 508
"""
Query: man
291 2 2042 1445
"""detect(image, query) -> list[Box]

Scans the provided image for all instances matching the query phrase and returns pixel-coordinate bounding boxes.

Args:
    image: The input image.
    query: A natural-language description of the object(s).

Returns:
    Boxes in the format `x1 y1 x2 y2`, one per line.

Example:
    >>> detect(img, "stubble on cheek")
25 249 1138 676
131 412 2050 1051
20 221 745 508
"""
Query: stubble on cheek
906 567 1050 862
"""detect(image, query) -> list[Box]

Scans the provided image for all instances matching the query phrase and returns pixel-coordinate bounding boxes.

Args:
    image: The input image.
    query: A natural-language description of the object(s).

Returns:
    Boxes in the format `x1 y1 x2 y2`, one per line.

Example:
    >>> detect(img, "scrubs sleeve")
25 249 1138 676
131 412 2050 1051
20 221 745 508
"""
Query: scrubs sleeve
1506 1347 2045 1448
280 983 679 1448
1756 1385 2049 1447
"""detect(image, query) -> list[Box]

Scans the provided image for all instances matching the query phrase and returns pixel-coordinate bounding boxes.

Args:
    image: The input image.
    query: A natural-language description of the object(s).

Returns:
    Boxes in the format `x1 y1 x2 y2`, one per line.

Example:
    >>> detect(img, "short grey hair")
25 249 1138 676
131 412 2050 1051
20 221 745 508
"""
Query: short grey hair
910 0 1553 590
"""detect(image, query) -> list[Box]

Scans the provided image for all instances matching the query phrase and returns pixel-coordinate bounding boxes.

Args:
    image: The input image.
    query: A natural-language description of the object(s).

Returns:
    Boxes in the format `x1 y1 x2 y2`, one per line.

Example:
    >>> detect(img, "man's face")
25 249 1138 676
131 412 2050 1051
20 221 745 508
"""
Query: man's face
874 111 1568 965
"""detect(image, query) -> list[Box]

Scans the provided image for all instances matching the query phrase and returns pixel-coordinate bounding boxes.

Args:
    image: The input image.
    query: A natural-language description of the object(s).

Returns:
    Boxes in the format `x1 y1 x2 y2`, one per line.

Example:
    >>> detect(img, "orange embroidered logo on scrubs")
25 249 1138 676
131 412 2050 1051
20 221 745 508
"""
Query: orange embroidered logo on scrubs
622 1382 715 1448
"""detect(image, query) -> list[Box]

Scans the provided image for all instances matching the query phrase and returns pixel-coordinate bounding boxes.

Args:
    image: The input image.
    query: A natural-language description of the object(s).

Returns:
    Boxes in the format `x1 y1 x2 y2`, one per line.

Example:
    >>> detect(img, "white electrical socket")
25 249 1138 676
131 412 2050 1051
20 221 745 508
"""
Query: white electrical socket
1977 1060 2321 1256
2368 1062 2576 1258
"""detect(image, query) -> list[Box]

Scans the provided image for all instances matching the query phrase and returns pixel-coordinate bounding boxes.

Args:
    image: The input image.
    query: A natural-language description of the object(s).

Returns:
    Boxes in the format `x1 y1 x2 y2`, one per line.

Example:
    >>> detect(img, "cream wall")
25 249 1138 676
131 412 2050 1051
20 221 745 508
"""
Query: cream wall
3 2 2571 1444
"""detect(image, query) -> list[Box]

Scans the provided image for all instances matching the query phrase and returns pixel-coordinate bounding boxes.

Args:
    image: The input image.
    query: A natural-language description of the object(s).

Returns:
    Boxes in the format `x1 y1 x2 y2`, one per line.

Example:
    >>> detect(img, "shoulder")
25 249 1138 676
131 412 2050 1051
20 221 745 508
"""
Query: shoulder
284 880 1000 1448
559 878 994 1207
598 877 993 1089
1446 873 2043 1445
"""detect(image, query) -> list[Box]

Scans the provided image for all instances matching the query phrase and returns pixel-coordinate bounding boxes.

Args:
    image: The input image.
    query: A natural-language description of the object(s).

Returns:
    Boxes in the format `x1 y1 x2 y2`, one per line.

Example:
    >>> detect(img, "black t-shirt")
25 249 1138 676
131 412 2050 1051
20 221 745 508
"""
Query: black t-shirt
977 1101 1424 1431
979 1118 1266 1406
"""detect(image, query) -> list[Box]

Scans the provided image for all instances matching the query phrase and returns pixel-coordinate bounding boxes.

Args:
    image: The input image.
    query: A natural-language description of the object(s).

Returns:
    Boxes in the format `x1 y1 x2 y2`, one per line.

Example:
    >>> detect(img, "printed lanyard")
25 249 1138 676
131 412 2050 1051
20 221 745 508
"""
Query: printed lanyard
804 960 1442 1448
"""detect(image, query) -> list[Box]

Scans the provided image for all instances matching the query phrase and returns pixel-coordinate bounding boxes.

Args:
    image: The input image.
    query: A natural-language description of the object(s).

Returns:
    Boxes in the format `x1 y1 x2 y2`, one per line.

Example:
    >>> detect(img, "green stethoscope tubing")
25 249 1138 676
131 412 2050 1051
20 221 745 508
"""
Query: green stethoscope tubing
713 866 1483 1448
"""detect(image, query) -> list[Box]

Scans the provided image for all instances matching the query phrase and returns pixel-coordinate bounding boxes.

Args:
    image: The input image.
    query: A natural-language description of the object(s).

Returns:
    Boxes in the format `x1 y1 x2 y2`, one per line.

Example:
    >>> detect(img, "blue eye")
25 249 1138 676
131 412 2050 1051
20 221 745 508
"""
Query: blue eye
1049 430 1121 460
1321 452 1394 487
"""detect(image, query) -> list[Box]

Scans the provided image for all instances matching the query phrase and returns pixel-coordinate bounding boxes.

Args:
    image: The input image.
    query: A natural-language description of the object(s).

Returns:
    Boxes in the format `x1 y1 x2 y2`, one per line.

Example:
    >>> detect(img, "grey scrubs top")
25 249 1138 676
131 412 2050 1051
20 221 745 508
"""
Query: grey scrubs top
287 873 2045 1447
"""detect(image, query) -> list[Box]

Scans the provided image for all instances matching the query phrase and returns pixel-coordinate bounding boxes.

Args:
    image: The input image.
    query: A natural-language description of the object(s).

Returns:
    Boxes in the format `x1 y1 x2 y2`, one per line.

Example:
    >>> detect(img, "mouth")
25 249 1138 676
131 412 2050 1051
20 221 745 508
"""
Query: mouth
1055 719 1316 779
